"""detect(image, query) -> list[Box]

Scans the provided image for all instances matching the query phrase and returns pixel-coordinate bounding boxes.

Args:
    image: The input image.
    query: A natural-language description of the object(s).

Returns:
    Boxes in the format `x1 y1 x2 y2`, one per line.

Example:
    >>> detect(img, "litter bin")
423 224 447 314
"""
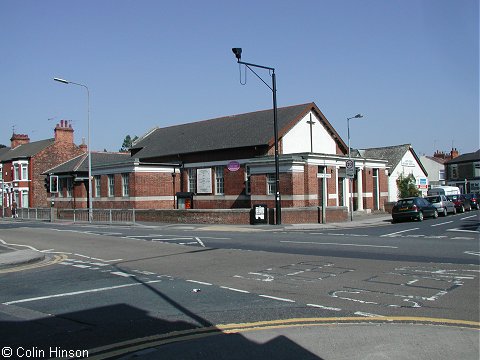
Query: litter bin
251 204 268 225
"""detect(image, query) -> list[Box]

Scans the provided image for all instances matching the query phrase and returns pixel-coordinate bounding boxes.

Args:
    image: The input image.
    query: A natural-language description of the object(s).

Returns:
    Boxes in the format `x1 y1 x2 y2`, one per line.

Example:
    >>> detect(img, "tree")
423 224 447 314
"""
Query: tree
119 135 138 153
397 173 420 199
0 144 6 148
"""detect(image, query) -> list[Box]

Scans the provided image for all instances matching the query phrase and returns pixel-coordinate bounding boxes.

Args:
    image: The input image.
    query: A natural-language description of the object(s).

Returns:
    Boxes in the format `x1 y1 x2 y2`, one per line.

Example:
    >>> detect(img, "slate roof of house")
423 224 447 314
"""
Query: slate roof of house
45 152 133 174
358 144 428 175
0 147 11 160
0 138 54 161
423 155 448 165
445 150 480 164
131 102 348 160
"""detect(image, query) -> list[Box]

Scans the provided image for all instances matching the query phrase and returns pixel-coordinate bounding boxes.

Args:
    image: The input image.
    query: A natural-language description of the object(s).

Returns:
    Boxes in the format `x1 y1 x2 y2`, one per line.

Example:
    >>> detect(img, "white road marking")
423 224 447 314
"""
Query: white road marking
465 251 480 256
198 236 231 240
259 295 295 303
151 238 192 241
111 271 135 277
381 228 419 237
280 241 397 249
73 253 122 262
447 228 479 234
307 303 342 311
0 238 39 251
220 286 250 293
460 215 478 220
431 221 453 227
72 264 91 269
354 311 385 317
195 237 206 247
125 235 157 238
3 280 162 305
186 280 212 286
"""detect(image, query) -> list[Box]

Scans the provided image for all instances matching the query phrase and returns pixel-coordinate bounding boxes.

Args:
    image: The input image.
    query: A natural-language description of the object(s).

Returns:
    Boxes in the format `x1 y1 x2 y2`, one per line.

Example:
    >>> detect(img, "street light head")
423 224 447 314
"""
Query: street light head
232 48 242 61
354 114 363 118
53 77 69 84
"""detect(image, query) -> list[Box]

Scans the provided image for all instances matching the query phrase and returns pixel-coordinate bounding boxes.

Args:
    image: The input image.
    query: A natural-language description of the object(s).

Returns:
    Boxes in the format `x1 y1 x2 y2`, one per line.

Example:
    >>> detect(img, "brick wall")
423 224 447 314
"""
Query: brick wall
32 143 84 207
130 206 347 225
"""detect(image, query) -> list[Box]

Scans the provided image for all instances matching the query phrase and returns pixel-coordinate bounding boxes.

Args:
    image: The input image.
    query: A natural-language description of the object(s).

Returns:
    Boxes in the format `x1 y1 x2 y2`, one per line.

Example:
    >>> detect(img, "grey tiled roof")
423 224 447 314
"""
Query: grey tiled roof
131 103 347 160
445 150 480 164
0 138 54 161
45 152 133 174
0 147 10 160
359 144 427 175
359 144 411 169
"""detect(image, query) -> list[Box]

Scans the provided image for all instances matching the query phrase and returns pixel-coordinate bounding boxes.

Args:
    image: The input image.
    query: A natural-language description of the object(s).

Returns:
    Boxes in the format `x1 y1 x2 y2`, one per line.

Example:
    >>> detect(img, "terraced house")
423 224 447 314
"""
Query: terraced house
0 120 84 214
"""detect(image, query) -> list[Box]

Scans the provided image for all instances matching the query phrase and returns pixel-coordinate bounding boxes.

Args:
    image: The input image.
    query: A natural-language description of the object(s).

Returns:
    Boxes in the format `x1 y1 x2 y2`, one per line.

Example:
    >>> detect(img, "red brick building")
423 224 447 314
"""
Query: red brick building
0 120 85 213
46 103 389 223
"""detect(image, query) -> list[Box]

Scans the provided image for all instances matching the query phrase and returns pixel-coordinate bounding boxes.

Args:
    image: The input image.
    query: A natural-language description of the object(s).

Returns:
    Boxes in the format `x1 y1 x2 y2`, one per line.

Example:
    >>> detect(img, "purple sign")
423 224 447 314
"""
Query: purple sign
227 161 241 172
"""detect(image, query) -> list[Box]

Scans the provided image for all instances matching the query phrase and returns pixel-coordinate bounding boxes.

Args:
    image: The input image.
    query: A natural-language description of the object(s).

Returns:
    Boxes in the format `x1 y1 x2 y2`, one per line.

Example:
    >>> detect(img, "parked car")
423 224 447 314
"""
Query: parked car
425 195 456 216
427 186 460 196
464 193 479 210
447 194 472 213
392 197 439 223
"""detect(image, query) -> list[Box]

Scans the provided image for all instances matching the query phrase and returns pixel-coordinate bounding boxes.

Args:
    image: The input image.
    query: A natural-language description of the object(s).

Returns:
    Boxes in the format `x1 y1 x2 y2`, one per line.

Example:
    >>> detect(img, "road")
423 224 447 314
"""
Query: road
0 211 478 359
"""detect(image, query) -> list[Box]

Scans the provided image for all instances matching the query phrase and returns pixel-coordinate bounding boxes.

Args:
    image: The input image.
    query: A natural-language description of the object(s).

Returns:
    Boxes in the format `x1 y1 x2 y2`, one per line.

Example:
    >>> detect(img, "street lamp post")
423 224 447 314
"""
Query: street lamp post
347 113 363 221
54 77 92 223
231 48 281 225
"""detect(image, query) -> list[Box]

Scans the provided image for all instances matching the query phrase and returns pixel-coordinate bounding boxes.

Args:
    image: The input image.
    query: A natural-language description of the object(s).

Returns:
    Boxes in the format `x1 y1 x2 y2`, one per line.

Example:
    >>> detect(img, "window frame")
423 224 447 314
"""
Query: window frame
122 173 129 197
267 174 276 195
108 175 115 197
215 166 224 195
94 175 101 198
188 168 197 193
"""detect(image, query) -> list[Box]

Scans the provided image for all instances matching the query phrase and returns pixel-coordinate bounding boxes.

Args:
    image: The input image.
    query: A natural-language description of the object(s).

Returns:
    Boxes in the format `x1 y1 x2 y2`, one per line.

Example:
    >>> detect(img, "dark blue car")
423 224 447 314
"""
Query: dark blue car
392 197 439 223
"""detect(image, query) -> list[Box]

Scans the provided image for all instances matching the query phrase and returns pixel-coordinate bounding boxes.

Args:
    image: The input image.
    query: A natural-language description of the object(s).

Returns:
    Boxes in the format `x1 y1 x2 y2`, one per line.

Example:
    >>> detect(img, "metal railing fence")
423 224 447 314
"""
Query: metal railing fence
3 207 136 225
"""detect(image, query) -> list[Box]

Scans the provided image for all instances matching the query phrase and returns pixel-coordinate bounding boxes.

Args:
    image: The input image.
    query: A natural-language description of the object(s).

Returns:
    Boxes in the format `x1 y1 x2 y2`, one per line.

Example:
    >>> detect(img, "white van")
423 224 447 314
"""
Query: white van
427 186 461 196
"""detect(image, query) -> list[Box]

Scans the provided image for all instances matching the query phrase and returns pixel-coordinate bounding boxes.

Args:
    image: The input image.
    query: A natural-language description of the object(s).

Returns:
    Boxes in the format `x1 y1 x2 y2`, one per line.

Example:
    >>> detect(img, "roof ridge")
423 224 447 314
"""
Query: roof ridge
360 143 411 150
150 102 314 132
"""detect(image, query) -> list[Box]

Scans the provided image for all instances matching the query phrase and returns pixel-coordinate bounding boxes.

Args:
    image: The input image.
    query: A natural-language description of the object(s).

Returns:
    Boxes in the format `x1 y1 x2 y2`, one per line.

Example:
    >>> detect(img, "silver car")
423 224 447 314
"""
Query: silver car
425 195 456 216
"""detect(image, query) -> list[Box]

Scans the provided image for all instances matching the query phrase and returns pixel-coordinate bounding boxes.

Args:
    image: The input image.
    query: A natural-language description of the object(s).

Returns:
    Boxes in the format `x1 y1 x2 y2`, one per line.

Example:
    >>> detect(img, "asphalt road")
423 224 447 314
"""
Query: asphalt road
0 212 478 359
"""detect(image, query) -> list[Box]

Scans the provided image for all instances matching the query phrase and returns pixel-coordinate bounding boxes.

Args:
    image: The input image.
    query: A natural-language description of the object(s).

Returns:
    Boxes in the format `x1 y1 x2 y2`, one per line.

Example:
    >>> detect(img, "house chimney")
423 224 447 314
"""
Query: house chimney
79 137 87 153
10 133 30 149
450 148 459 159
54 120 74 143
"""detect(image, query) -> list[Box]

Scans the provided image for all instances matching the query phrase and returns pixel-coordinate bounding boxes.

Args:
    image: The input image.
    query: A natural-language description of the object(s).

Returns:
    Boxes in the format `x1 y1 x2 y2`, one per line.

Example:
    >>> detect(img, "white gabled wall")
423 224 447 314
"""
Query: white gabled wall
282 111 337 155
388 149 429 201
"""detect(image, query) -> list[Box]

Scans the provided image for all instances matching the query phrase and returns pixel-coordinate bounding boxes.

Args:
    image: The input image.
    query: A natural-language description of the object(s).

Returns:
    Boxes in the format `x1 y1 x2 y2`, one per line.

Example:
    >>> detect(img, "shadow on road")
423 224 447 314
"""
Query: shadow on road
1 263 324 360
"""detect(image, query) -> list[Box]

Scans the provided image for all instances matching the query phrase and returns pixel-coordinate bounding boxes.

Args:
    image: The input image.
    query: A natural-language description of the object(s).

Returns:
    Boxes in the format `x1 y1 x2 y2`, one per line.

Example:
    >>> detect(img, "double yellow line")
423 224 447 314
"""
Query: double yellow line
84 316 480 360
0 254 67 274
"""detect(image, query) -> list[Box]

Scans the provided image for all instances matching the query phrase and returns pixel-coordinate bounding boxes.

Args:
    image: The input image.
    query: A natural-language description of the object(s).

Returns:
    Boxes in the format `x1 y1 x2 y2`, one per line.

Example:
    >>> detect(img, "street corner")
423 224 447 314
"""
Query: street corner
0 249 62 273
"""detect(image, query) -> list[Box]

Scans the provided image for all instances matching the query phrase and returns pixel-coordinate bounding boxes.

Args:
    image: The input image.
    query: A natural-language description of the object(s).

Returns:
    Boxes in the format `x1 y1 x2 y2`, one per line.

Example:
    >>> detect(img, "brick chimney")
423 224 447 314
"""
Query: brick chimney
433 150 446 159
10 133 30 149
54 120 74 143
79 137 87 153
450 148 459 159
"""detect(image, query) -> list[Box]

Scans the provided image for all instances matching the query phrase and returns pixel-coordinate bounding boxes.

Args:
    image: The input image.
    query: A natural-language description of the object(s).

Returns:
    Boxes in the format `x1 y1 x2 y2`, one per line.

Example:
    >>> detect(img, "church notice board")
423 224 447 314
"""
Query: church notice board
197 168 212 194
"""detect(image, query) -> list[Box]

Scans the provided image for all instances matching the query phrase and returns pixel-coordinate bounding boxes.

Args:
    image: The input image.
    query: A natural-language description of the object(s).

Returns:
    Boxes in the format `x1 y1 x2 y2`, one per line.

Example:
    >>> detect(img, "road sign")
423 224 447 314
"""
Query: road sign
346 159 355 178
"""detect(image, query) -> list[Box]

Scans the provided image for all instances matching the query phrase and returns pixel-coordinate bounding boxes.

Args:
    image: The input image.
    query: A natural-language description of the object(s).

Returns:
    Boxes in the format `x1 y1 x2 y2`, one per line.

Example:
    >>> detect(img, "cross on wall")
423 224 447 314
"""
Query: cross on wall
306 113 315 153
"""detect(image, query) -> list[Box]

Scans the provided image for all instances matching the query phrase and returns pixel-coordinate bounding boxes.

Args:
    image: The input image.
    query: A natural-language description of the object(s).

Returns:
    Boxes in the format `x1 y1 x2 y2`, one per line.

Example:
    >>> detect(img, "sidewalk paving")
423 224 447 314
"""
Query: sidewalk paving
0 246 45 268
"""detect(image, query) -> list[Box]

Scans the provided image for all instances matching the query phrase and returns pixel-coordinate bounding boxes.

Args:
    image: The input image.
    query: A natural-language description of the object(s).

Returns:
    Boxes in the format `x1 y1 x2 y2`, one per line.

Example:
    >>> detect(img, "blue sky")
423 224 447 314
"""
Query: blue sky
1 0 478 156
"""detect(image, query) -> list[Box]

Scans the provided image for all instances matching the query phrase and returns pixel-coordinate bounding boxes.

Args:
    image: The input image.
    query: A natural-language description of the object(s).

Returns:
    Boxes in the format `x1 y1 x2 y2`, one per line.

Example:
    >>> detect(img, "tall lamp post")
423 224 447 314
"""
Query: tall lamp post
347 113 363 221
54 77 92 223
231 48 281 225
